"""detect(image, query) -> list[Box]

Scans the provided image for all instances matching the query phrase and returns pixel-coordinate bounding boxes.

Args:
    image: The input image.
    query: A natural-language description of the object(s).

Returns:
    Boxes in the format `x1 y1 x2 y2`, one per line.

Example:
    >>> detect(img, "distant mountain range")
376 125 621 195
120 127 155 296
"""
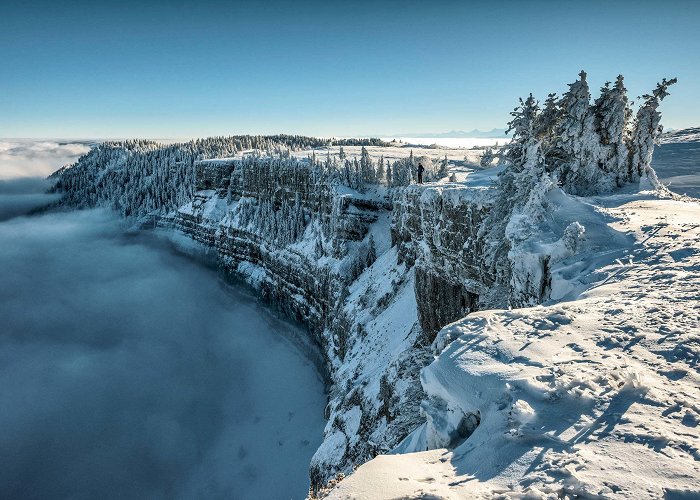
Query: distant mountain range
386 128 508 139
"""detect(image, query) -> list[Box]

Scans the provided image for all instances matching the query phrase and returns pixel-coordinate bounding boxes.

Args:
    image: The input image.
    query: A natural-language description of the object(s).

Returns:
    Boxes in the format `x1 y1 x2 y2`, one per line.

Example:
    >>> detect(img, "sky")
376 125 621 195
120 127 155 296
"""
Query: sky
1 0 698 139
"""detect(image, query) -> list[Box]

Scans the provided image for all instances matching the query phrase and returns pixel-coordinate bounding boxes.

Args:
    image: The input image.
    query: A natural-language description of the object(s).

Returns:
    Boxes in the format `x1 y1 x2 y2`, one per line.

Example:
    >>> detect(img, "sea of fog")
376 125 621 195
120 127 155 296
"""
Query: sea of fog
0 151 327 499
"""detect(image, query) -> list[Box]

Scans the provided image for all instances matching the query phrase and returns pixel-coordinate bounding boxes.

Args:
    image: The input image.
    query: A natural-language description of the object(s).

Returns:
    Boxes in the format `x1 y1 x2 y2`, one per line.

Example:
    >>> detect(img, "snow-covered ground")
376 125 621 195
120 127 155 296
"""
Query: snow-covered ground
33 126 700 497
326 190 700 499
652 142 700 199
660 127 700 145
380 137 507 149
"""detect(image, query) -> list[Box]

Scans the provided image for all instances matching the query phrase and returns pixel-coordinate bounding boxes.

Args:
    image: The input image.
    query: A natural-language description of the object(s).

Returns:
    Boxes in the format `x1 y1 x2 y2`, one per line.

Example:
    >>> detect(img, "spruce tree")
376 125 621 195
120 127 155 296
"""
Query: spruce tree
480 148 494 168
360 146 376 185
594 75 631 185
628 77 677 182
535 92 560 157
503 93 539 169
479 92 549 287
376 156 385 184
366 234 377 267
553 71 606 194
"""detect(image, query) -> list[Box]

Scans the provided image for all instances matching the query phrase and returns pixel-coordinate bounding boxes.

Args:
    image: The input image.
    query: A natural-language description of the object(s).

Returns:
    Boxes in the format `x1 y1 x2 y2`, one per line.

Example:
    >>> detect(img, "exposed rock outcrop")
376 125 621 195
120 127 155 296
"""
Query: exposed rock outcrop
391 183 498 342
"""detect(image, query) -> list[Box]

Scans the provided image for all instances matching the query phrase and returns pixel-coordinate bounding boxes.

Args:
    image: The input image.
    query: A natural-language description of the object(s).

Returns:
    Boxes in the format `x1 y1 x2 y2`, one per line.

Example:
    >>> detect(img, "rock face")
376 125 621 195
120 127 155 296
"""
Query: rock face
391 184 497 342
53 150 538 493
414 268 479 344
153 160 433 491
154 160 505 491
49 74 677 493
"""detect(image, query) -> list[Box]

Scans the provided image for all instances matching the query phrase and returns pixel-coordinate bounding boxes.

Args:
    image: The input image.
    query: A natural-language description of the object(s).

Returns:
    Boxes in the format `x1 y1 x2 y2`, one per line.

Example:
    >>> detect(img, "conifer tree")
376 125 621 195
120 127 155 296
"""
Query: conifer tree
594 75 631 185
480 148 494 168
503 93 539 169
535 93 560 156
360 146 376 185
343 160 352 186
479 92 549 287
366 234 377 267
553 71 607 194
376 156 385 184
628 77 677 182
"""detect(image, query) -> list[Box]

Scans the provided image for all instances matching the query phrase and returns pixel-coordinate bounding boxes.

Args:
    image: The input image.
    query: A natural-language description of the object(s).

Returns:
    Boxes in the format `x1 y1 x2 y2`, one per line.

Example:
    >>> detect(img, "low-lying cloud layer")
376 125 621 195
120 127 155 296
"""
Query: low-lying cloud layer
0 197 326 499
0 177 61 221
0 140 92 179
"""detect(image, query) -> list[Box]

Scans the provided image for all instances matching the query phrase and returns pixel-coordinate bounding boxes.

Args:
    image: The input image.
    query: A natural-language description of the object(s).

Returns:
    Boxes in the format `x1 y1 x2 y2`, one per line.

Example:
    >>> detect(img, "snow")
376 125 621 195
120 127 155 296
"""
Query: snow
659 127 700 144
652 142 700 199
380 137 508 149
326 192 700 499
45 121 699 496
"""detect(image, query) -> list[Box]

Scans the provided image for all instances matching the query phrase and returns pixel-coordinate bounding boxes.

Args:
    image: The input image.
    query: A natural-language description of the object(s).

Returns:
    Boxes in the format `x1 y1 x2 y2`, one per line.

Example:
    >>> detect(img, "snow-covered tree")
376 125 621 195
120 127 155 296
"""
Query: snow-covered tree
478 91 551 299
376 156 385 184
628 77 677 182
594 75 631 185
437 156 449 178
390 157 412 187
480 148 495 168
360 146 376 186
553 71 608 194
366 234 377 267
535 93 560 154
502 93 539 168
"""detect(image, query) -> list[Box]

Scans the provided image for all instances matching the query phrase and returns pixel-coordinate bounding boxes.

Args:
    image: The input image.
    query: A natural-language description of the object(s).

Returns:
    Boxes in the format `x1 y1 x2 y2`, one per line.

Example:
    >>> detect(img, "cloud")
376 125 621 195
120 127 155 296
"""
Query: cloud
0 140 92 180
0 177 62 221
0 206 326 499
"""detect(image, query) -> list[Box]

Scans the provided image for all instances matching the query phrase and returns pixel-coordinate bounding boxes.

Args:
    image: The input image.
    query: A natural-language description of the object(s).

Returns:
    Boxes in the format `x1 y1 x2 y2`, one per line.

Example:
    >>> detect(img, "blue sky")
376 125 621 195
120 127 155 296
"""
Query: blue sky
1 0 698 138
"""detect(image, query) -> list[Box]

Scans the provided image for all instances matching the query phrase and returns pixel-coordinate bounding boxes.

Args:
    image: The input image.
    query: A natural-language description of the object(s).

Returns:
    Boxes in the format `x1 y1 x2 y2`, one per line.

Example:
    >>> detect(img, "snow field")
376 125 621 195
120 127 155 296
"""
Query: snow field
327 193 700 499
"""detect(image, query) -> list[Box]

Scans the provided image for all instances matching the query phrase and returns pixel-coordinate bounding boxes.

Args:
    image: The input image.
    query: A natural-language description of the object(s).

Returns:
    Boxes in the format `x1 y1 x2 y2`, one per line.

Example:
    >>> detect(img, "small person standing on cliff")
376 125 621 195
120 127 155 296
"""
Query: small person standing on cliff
417 162 425 184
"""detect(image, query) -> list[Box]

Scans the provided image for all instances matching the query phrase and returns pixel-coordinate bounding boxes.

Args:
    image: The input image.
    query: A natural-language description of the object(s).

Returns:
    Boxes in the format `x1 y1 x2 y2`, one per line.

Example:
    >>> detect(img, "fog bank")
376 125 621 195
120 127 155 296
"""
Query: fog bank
0 198 326 499
0 140 91 179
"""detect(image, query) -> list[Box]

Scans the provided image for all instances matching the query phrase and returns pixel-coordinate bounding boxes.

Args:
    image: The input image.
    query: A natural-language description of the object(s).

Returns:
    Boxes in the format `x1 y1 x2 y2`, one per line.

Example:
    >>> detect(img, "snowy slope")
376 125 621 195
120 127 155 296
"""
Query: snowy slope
659 127 700 144
325 192 700 499
652 142 700 199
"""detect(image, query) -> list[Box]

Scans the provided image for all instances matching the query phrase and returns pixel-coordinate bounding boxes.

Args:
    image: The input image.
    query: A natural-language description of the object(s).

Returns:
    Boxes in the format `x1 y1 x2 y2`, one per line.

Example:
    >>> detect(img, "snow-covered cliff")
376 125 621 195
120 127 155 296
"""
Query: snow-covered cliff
326 193 700 499
50 73 696 496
